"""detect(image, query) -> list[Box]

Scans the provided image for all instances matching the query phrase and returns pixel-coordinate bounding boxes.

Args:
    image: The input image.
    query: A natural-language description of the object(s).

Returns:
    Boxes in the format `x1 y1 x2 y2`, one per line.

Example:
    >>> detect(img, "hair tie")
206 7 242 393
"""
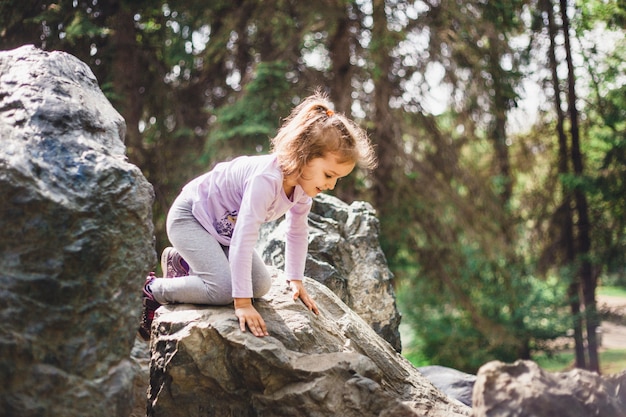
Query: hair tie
326 109 334 117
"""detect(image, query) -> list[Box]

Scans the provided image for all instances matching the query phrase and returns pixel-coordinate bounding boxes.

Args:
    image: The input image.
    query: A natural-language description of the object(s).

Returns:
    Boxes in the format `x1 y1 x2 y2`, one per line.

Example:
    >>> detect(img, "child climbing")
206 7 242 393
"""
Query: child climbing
138 91 377 340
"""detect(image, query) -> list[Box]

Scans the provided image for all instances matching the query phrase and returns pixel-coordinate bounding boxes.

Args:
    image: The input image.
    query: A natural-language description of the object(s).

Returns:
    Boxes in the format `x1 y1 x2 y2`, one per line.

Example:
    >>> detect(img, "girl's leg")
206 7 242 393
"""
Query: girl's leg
222 245 272 299
152 247 272 304
151 193 232 305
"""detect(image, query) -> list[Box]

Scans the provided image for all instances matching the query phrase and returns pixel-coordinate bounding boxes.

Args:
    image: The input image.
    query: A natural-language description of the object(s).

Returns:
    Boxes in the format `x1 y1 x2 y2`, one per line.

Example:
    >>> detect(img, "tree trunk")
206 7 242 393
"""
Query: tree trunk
559 0 600 373
107 2 145 167
487 45 512 210
369 0 401 209
544 0 586 368
327 11 355 114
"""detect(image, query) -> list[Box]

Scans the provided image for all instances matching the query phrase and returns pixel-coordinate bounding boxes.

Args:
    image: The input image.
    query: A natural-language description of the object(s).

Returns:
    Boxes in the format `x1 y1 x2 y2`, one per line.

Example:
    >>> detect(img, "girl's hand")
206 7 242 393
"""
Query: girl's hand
289 280 320 315
234 298 269 337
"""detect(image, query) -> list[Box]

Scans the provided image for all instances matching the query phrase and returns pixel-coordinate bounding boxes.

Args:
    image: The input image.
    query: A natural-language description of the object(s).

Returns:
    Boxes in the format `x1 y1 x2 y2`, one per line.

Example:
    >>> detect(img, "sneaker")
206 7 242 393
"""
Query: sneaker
138 272 161 341
161 247 190 278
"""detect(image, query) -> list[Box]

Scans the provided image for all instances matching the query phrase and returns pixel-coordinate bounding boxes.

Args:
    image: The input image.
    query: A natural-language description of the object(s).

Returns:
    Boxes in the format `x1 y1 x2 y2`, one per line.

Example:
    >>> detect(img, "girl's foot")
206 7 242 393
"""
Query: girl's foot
161 247 190 277
137 272 160 341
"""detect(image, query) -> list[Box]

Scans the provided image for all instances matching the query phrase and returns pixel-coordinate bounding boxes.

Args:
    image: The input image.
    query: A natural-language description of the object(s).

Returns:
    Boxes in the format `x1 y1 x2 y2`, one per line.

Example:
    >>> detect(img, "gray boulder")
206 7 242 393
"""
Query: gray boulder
418 365 476 407
472 360 626 417
147 269 471 417
0 45 155 417
258 193 402 351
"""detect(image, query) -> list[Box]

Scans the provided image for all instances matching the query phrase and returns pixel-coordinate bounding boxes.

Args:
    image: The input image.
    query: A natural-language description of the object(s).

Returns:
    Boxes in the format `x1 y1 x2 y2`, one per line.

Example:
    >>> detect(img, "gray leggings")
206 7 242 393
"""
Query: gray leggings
149 192 272 305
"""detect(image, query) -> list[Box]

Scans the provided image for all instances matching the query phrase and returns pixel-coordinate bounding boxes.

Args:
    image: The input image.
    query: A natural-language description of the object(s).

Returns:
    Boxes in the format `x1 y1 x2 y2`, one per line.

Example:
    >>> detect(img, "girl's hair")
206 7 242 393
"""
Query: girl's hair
271 92 377 177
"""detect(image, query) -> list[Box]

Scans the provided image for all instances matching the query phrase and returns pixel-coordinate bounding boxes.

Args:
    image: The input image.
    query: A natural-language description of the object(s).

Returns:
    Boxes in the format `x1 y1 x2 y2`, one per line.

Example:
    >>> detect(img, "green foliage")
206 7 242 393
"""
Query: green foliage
203 61 293 163
63 11 109 43
400 322 431 367
579 30 626 282
579 0 626 29
398 247 570 372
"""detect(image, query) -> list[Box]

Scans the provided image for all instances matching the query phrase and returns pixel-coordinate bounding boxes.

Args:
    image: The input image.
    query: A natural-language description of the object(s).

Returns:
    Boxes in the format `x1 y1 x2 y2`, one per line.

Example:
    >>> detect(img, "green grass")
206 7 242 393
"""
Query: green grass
533 351 575 372
533 349 626 375
597 286 626 298
405 348 626 375
602 350 626 374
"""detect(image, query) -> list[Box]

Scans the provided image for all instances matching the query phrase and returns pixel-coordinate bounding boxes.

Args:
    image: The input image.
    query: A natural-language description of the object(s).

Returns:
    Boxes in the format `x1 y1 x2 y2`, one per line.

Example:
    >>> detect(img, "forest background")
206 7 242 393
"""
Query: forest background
1 0 625 374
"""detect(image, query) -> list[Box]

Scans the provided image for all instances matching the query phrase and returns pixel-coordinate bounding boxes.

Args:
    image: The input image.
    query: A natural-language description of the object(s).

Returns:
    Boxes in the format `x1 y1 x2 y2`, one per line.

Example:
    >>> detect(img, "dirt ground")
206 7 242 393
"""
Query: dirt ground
598 295 626 350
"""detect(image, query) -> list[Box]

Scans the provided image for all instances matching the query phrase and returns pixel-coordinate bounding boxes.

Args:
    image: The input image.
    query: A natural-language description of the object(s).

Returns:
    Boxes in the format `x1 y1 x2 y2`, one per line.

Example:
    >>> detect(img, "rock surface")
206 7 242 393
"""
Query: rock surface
472 360 626 417
0 45 155 417
147 270 471 417
419 365 476 407
258 193 402 351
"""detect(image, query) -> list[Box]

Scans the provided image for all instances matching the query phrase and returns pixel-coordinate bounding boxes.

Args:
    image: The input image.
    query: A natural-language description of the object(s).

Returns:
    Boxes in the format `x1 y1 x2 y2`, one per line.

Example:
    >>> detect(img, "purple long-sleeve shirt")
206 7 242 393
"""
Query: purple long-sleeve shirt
182 154 312 298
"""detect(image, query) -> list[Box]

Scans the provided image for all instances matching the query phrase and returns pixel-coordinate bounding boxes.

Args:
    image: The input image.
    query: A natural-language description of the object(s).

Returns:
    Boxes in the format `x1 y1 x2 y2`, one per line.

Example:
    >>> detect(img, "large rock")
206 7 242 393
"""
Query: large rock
258 193 402 351
418 365 476 407
472 360 626 417
0 45 155 416
147 270 471 417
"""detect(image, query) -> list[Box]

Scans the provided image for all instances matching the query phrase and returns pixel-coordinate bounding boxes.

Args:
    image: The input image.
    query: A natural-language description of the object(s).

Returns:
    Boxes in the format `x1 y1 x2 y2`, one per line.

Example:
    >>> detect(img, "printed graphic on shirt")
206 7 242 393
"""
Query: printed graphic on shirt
215 210 238 237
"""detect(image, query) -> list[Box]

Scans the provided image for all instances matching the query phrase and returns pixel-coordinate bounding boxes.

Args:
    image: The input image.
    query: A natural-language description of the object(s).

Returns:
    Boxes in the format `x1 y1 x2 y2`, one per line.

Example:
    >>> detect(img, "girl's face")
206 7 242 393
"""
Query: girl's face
296 152 356 197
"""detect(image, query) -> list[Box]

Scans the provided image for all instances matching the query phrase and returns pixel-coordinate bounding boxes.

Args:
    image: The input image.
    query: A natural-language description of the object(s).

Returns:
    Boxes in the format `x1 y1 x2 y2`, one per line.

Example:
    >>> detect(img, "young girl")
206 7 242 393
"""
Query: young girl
139 92 377 340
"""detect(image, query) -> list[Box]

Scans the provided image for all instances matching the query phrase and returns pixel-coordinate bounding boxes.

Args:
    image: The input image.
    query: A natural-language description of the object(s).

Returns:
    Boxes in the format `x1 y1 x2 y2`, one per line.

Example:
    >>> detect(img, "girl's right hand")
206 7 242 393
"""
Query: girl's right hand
234 298 269 337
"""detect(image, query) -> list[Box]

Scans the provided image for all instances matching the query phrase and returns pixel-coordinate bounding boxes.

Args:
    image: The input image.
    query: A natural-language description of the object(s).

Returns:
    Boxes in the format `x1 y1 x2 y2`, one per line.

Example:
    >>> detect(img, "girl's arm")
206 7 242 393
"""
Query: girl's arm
229 174 277 336
229 175 276 297
284 199 319 314
284 199 311 280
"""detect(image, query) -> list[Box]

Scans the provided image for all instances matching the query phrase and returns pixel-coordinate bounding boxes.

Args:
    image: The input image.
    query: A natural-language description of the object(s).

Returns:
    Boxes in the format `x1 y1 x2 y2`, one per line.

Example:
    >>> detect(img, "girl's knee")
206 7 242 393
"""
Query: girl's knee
253 275 272 298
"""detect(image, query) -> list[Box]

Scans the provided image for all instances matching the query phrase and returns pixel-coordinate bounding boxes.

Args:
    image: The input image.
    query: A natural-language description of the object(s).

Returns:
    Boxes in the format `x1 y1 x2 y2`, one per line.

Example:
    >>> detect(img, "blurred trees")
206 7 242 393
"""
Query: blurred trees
1 0 624 373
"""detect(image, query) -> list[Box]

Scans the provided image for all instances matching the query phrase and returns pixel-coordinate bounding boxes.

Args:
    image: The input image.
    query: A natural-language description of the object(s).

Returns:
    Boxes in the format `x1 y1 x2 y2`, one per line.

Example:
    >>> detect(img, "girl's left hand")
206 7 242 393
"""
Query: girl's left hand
289 280 320 315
